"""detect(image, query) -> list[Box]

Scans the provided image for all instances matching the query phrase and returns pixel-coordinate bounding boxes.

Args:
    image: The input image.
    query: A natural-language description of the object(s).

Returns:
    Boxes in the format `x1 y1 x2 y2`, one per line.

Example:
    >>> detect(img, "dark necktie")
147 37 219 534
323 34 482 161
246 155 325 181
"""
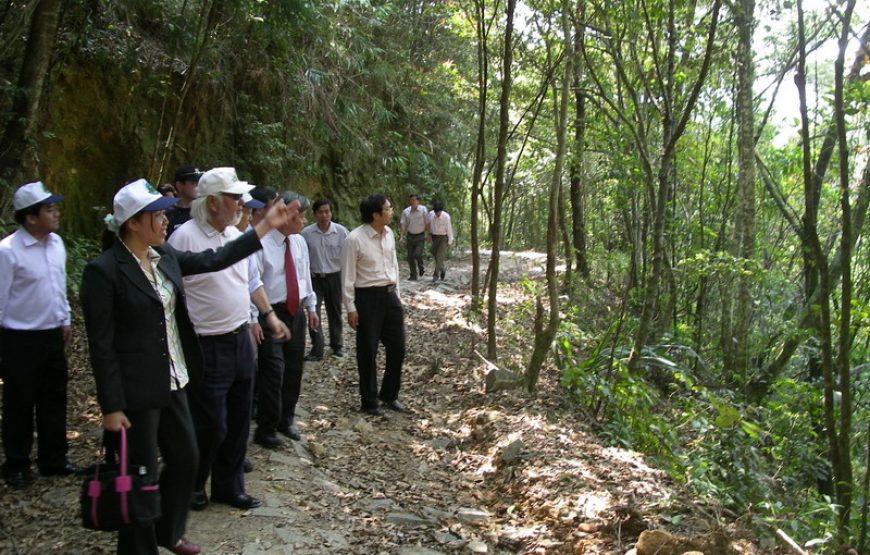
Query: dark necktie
284 237 300 315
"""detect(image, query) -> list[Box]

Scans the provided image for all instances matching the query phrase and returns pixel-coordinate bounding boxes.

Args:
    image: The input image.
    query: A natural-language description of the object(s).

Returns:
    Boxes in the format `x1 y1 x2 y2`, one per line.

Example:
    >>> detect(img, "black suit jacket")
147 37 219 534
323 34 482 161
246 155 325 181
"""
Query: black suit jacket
81 230 262 414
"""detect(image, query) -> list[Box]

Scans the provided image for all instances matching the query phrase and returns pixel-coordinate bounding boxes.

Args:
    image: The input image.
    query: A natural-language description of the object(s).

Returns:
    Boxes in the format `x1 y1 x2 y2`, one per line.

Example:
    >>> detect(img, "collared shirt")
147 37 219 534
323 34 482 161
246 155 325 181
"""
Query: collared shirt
120 241 189 390
252 230 316 313
167 219 263 336
0 228 70 330
400 205 429 235
301 221 350 274
341 224 400 313
428 210 454 244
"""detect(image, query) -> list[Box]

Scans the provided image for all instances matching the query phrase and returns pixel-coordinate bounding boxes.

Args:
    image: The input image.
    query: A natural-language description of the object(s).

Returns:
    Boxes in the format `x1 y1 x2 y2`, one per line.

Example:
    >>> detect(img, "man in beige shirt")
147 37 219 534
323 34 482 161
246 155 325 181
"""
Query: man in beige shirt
340 195 406 416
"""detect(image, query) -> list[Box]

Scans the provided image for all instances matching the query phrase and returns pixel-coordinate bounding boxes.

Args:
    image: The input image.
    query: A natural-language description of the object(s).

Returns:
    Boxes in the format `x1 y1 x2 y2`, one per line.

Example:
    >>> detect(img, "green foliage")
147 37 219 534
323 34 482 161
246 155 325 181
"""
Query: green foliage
65 235 101 297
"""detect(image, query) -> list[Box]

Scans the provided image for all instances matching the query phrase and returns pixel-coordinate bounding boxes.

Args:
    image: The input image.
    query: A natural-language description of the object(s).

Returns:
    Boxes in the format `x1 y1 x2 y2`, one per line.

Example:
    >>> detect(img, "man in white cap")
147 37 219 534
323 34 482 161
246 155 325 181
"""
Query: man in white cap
168 167 288 511
0 181 80 489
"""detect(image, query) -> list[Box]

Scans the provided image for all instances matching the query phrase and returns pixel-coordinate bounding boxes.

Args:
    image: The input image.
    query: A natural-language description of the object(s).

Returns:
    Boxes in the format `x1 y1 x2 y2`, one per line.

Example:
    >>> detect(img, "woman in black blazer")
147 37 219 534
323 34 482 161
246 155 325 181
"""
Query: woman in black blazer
81 178 296 555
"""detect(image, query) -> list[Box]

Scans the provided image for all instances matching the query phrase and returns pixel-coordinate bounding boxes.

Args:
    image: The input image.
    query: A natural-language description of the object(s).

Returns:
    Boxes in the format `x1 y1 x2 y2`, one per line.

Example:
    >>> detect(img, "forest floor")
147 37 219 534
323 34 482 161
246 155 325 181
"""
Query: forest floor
0 253 759 555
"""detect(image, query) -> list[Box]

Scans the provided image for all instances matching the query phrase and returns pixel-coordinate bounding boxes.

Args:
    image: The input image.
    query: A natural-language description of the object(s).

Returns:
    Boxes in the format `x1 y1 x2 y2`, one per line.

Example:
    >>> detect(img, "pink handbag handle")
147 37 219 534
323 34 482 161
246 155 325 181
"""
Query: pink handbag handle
87 426 133 528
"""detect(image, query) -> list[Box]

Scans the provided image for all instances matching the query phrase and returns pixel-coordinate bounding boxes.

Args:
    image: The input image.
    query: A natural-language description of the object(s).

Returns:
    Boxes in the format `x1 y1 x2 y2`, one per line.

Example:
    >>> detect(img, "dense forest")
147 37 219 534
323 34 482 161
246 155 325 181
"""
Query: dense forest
1 0 869 551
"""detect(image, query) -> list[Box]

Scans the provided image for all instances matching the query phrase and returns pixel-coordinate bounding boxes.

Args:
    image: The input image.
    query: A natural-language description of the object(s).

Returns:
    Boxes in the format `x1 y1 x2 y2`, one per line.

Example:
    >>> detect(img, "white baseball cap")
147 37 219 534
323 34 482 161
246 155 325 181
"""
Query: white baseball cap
111 179 179 227
196 167 254 197
13 181 64 211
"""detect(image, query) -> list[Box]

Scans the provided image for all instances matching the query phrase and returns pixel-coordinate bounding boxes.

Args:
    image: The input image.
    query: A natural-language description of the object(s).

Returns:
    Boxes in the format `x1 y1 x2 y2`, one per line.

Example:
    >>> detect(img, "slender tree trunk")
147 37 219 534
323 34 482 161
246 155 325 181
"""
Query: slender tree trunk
569 3 589 279
526 0 572 391
470 0 489 308
732 0 757 385
832 0 856 535
486 0 517 360
0 0 64 184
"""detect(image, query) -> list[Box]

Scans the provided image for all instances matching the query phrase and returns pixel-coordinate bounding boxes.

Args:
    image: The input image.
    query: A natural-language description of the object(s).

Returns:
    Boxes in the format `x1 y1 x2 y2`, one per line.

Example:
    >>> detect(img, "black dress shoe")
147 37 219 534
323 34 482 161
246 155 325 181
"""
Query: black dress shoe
39 461 83 476
277 425 301 441
361 405 384 416
190 490 208 511
333 348 345 358
243 459 254 473
253 430 283 449
212 493 262 510
4 469 32 489
303 353 323 362
382 399 406 412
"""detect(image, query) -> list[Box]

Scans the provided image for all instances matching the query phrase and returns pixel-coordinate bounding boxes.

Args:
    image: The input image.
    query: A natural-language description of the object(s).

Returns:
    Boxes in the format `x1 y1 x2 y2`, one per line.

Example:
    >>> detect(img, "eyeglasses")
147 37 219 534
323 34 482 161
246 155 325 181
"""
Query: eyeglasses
221 192 243 202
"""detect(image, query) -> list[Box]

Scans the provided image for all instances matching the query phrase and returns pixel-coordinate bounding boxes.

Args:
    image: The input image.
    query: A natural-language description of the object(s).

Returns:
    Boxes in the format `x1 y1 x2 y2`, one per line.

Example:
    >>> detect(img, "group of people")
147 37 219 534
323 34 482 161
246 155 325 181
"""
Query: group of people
0 168 453 555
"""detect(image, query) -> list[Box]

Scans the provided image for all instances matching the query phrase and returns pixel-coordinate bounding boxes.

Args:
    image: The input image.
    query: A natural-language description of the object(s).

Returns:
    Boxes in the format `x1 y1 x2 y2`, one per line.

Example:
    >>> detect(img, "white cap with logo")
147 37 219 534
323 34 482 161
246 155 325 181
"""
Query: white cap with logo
107 179 179 231
13 181 64 211
196 167 254 197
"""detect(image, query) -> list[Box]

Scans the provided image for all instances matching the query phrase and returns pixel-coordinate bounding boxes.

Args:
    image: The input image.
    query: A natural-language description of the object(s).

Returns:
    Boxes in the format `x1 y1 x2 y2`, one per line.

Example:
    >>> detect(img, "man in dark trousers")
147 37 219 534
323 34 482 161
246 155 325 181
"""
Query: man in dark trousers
341 195 406 416
252 193 318 446
0 181 80 489
399 194 428 280
301 198 349 361
168 167 289 511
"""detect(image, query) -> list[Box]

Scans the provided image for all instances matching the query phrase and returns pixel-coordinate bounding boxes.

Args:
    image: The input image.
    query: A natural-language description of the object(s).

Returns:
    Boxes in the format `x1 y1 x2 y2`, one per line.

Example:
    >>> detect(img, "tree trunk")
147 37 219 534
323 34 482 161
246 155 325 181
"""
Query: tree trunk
525 0 571 391
569 3 589 279
0 0 64 184
731 0 757 386
485 0 516 361
470 0 489 308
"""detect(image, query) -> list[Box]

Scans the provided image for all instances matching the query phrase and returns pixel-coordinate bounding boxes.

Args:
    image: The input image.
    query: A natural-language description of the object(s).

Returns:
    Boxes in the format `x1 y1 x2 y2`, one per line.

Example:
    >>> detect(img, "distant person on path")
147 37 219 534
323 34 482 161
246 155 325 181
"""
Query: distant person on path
0 181 78 490
81 178 298 555
252 193 318 446
166 165 203 238
341 195 406 416
302 198 349 360
427 200 453 281
168 168 290 513
399 193 428 280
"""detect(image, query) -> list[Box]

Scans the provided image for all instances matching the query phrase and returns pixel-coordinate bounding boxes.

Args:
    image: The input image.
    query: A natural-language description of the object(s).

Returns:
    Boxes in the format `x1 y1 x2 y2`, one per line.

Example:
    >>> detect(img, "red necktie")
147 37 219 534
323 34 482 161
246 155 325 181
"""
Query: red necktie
284 237 300 315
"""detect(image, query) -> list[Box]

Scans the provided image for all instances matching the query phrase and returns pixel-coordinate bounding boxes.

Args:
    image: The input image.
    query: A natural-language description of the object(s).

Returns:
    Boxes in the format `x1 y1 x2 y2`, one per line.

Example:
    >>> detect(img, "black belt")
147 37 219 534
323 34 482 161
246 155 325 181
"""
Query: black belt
431 234 447 237
355 284 396 294
312 271 340 278
408 231 425 236
203 322 249 338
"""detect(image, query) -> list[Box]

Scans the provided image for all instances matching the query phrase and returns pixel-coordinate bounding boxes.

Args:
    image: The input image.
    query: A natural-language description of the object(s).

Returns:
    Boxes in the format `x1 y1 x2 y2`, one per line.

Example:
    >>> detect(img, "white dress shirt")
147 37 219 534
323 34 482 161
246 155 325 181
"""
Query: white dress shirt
252 230 316 313
301 221 350 274
0 229 70 330
340 224 400 313
400 205 428 234
167 219 263 335
428 211 454 244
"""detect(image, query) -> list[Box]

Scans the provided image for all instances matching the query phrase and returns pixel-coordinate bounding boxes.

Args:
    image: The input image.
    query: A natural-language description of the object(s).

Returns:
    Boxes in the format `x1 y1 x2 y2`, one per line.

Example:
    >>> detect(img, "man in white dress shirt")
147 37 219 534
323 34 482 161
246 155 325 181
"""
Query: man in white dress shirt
399 194 428 280
251 193 318 446
168 167 288 511
301 198 349 361
341 195 406 416
0 181 79 489
427 200 454 281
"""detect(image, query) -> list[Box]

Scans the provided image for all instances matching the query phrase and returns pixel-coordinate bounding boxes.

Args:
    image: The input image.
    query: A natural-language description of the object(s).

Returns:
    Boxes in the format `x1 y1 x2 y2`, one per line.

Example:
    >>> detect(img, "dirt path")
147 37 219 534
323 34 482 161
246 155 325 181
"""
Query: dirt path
0 254 699 555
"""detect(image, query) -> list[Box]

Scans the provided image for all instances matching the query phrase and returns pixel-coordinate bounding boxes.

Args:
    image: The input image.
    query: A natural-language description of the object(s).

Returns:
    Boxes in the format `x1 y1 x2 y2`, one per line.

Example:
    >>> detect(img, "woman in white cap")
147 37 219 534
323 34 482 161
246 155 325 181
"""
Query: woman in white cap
80 178 297 555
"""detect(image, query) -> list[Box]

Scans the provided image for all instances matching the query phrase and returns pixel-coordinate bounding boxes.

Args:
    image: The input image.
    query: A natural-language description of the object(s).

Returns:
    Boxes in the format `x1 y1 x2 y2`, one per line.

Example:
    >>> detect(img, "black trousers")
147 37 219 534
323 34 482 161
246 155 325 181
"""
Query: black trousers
111 389 198 555
257 305 306 433
308 272 343 356
406 232 426 278
354 287 405 409
189 326 254 498
0 328 68 475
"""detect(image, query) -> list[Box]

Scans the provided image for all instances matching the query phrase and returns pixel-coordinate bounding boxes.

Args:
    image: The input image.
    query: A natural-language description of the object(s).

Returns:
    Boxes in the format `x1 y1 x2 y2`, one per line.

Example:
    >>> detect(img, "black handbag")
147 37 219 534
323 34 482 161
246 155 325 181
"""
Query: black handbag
80 426 161 531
